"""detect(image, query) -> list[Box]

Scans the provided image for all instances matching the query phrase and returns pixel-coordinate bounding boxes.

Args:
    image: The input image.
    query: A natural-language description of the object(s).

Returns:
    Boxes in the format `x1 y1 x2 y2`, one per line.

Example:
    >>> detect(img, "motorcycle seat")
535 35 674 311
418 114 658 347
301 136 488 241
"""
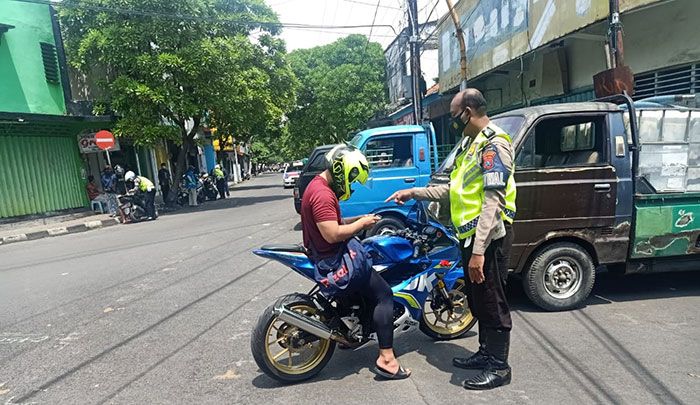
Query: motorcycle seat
260 244 309 255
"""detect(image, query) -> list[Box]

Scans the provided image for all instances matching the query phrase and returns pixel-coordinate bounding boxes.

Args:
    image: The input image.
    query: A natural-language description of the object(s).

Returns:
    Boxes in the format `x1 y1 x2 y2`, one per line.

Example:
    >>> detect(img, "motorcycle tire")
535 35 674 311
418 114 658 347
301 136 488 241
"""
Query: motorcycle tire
419 279 476 340
251 293 335 383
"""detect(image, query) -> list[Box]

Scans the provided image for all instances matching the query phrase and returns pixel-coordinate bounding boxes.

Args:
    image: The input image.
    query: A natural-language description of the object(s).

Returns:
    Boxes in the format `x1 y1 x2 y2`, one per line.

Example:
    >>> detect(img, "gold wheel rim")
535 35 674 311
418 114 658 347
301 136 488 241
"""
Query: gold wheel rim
423 279 474 335
264 304 331 375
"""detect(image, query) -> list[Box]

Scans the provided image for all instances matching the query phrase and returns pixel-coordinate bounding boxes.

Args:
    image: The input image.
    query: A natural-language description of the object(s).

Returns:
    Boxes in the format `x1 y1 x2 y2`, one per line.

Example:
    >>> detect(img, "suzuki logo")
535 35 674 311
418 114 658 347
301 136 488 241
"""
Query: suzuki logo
405 273 437 293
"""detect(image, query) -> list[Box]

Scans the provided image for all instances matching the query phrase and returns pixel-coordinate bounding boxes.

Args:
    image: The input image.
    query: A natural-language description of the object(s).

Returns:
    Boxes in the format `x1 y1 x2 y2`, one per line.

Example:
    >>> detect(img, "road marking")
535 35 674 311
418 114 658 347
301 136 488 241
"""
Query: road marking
0 333 49 344
213 369 240 380
60 272 69 276
103 307 114 313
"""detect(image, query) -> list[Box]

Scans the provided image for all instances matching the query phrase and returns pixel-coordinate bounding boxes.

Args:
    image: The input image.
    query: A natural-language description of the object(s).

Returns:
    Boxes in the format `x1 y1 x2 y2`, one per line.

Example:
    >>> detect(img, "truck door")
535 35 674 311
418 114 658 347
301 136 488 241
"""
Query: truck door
341 134 420 217
512 114 619 268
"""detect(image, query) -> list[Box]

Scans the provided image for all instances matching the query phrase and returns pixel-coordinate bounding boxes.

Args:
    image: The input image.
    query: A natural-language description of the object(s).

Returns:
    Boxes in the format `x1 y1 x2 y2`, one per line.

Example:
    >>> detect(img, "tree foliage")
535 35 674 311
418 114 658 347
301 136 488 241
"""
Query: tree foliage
59 0 295 187
284 34 387 158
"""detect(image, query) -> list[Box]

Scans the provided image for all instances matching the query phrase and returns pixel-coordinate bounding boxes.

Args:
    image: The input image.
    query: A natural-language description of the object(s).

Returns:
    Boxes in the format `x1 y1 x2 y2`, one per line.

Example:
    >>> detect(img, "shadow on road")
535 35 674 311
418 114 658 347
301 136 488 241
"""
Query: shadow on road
251 329 478 389
230 183 286 192
164 194 290 216
508 270 700 313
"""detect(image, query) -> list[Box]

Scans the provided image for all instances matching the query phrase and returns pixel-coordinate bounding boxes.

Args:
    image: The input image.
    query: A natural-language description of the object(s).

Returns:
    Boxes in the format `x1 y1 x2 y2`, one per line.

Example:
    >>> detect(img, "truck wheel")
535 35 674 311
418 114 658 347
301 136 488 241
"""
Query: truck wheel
523 243 595 311
367 217 405 237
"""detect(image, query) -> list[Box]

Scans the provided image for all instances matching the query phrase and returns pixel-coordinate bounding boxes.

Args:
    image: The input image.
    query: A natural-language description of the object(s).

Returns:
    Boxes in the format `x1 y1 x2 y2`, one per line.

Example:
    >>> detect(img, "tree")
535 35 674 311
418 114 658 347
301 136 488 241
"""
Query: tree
208 34 297 165
285 34 387 158
59 0 290 196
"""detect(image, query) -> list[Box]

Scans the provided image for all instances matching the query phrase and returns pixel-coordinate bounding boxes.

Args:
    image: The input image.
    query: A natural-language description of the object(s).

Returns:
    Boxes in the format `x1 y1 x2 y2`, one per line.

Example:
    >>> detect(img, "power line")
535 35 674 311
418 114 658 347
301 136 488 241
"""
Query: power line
420 0 441 34
11 0 399 34
367 0 382 42
340 0 400 10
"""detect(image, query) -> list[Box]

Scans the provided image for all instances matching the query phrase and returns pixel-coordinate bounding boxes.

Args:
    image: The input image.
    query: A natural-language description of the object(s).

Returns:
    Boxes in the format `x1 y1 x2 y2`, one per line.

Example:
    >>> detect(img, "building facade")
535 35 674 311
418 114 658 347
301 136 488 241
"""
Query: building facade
0 1 110 219
436 0 700 113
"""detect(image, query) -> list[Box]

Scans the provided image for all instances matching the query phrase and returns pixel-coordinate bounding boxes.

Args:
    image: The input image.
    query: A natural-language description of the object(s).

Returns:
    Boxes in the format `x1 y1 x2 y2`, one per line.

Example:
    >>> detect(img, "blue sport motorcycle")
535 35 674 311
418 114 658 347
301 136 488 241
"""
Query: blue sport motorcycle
250 202 475 383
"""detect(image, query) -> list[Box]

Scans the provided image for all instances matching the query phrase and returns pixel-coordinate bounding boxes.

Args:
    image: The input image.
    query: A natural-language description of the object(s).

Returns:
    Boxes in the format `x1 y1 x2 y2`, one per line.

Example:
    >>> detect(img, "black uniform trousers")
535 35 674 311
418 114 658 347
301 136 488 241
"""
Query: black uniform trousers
460 223 513 331
144 189 157 218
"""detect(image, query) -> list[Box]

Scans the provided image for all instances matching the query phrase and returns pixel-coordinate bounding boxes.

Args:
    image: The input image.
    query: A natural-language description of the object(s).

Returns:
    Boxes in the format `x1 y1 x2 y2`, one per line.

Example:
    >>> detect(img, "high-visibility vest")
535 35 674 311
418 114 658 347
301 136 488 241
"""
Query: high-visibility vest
213 168 224 179
137 176 154 192
449 124 517 239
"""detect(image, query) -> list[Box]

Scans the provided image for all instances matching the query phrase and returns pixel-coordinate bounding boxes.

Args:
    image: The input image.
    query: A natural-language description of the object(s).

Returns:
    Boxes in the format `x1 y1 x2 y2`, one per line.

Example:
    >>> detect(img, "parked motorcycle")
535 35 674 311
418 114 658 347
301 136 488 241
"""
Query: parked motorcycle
250 201 474 383
117 193 155 223
199 173 218 202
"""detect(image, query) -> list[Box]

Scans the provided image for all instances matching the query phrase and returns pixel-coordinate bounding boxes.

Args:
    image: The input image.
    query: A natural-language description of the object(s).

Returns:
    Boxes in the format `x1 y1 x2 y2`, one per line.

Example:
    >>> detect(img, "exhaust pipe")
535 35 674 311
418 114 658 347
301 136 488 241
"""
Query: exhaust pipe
274 305 352 346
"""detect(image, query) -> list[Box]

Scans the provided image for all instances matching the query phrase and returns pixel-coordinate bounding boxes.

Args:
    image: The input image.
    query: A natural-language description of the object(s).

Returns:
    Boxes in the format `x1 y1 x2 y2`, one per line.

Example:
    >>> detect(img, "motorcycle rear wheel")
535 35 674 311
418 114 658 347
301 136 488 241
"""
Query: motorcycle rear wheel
251 294 335 383
419 279 476 340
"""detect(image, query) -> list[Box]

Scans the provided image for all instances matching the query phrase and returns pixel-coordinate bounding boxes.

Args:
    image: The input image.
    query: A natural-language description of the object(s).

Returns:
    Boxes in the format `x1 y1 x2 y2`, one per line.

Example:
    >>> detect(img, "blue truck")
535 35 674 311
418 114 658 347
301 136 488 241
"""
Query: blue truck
293 124 440 235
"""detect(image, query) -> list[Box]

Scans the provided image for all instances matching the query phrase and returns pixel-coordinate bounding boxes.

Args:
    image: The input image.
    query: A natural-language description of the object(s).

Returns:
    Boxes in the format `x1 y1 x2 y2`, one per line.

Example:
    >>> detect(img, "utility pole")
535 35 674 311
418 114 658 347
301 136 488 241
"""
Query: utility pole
593 0 634 97
407 0 423 124
445 0 468 90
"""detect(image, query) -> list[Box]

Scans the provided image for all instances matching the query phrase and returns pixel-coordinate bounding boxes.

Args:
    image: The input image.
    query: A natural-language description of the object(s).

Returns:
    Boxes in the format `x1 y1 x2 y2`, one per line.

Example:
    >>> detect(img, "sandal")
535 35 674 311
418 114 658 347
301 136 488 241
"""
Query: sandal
371 364 411 380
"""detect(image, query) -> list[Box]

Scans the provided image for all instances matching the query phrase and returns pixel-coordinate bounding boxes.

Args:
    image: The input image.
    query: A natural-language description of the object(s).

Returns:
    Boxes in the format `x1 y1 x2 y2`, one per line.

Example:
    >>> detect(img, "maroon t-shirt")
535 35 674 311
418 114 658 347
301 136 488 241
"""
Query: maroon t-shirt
301 176 342 258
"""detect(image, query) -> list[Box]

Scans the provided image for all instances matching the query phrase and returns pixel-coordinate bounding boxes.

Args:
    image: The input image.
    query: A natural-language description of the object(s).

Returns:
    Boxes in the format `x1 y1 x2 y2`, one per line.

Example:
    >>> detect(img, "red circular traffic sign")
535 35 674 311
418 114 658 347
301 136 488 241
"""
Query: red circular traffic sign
95 130 115 150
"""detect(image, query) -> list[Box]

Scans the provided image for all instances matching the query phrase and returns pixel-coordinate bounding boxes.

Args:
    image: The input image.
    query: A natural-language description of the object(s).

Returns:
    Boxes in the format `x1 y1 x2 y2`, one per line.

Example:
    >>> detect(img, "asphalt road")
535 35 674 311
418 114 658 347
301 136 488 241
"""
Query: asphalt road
1 174 698 404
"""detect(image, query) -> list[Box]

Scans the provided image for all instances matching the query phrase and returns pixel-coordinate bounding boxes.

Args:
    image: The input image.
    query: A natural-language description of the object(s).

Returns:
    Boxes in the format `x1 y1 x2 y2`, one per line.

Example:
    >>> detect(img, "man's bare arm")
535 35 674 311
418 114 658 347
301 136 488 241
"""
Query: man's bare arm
317 215 380 244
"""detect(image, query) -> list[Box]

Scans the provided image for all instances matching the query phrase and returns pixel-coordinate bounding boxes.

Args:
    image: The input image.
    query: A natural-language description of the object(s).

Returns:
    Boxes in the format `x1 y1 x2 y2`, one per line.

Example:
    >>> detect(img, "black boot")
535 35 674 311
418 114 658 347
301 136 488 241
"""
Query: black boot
453 323 489 370
462 329 511 390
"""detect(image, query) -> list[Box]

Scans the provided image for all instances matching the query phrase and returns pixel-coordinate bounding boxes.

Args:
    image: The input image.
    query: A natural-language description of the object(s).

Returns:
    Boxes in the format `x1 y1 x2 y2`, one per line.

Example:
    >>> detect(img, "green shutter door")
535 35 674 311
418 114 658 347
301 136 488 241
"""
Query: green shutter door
0 132 87 218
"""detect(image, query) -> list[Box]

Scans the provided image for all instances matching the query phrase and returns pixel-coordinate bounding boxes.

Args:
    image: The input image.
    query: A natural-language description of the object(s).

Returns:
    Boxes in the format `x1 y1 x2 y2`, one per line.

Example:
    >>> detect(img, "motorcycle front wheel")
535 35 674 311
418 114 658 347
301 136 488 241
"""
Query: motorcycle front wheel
419 279 476 340
250 294 335 383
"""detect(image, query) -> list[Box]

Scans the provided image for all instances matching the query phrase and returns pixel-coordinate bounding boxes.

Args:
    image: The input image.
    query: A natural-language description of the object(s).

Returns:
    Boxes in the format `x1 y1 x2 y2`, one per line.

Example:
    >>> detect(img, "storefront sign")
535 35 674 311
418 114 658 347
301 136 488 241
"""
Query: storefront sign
78 132 121 153
438 0 610 91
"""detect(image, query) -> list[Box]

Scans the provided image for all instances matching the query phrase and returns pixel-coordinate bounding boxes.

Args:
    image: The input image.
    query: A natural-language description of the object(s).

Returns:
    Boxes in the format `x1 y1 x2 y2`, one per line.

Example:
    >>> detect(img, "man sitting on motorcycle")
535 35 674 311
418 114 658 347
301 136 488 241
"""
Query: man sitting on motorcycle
301 144 411 380
125 171 157 220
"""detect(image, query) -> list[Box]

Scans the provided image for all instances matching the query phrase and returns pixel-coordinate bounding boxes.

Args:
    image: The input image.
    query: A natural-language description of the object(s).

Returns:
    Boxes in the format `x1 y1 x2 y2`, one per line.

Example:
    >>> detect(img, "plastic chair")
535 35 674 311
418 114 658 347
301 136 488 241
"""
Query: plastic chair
90 200 106 214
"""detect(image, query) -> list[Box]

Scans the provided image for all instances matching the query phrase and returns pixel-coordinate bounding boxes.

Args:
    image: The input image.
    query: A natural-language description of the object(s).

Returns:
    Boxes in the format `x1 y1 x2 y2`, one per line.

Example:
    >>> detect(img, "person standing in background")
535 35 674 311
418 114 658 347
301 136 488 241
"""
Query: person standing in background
100 165 118 216
158 163 172 204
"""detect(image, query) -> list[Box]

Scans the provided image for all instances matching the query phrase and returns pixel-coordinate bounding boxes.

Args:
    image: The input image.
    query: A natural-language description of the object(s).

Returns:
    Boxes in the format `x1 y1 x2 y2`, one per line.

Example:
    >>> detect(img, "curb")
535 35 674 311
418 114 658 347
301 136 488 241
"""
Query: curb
0 218 120 247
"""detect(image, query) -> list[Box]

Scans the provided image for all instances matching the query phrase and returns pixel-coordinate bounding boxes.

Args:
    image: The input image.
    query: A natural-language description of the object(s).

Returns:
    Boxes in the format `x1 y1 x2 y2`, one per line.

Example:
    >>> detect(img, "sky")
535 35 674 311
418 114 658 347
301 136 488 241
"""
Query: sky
264 0 449 52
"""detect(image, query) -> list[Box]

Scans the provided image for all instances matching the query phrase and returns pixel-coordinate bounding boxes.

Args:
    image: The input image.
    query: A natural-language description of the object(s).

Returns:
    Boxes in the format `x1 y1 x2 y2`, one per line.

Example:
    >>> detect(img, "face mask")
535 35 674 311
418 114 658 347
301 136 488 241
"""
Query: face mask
449 108 469 138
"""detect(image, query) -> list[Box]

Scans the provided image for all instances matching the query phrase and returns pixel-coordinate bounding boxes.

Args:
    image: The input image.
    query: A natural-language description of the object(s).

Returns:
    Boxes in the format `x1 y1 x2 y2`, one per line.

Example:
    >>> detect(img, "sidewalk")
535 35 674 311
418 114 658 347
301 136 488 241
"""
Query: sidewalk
0 177 254 247
0 211 119 246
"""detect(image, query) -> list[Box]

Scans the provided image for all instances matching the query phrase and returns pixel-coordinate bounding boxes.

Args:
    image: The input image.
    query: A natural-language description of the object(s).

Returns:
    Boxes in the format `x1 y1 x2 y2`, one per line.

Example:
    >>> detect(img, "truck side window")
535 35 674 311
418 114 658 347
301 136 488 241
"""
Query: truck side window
530 116 605 168
515 136 535 168
365 136 414 169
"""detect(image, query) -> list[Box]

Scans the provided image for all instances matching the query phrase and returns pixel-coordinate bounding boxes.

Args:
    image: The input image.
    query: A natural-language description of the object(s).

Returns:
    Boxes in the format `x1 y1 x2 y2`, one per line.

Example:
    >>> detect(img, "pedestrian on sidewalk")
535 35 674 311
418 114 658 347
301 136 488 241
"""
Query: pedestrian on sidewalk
100 165 119 216
158 163 172 204
184 166 198 207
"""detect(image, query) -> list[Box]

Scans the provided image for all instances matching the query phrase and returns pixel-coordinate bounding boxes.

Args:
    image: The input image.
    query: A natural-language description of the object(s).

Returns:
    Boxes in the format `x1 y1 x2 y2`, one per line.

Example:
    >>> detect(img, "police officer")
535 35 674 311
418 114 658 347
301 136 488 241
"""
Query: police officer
125 171 157 220
386 88 516 390
212 164 227 200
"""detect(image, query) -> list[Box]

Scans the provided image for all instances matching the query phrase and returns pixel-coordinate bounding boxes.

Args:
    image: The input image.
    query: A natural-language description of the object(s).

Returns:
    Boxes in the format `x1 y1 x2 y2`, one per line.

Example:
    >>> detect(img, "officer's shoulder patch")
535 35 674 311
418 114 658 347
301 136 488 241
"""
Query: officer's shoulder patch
481 146 497 171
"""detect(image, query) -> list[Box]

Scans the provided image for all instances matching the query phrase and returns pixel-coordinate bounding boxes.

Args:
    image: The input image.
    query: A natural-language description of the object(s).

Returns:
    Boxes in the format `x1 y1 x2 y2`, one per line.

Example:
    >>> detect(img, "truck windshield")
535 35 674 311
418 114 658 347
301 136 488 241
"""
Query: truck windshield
349 134 362 147
435 115 526 174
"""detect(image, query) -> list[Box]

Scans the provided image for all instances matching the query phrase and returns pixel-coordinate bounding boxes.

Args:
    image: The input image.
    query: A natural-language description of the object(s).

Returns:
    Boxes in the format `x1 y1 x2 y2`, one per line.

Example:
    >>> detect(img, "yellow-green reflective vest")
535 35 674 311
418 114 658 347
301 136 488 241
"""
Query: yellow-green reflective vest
213 168 224 179
449 125 517 239
138 176 154 192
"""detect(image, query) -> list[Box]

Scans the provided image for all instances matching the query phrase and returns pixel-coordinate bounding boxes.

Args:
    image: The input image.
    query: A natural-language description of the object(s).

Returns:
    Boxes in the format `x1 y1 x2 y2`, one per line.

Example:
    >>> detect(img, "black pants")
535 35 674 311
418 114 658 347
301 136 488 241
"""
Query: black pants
360 271 394 350
460 224 513 331
160 183 170 203
144 190 156 218
216 179 227 199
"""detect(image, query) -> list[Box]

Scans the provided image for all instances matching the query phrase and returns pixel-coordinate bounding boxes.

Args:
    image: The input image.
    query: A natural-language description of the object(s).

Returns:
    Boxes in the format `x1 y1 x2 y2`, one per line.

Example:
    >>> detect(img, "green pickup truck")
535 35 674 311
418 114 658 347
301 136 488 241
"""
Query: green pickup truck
427 94 700 311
